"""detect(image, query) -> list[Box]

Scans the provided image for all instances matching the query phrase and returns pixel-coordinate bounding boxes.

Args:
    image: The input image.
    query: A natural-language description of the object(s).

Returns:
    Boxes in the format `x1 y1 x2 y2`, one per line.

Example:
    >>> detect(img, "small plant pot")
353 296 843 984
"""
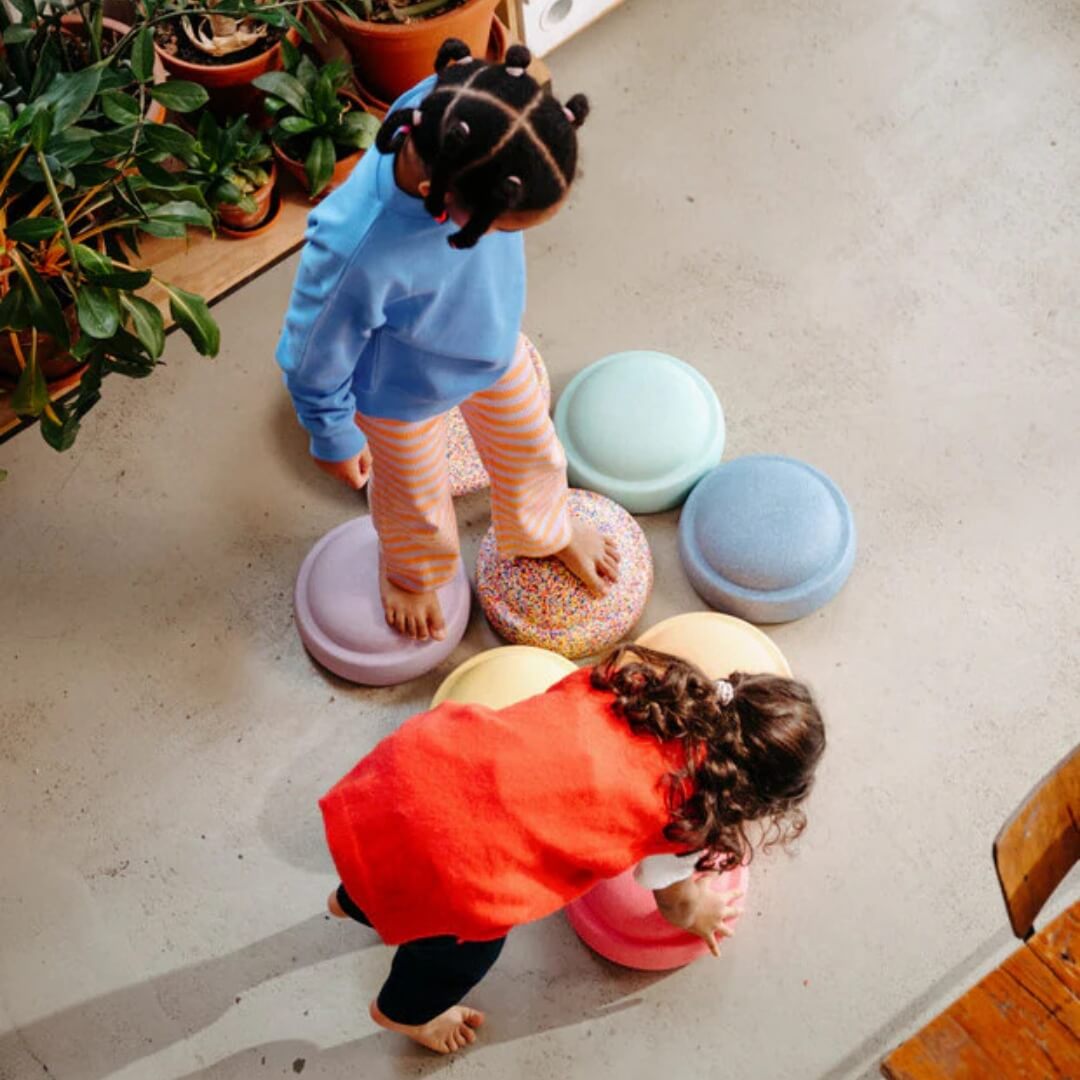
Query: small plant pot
350 14 509 119
312 0 500 104
271 92 369 198
60 14 167 123
155 16 303 120
218 185 284 240
216 164 279 236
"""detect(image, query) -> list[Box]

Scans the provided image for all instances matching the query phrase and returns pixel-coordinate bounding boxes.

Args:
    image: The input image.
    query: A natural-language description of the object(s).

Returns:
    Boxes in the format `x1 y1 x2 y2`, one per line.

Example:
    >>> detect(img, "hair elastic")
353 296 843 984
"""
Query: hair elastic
715 679 735 706
563 106 575 123
506 66 525 77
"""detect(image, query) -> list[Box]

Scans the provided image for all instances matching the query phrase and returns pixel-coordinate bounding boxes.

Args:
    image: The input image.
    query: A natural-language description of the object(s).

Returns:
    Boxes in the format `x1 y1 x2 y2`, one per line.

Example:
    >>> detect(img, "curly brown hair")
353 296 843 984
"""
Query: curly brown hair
591 644 825 872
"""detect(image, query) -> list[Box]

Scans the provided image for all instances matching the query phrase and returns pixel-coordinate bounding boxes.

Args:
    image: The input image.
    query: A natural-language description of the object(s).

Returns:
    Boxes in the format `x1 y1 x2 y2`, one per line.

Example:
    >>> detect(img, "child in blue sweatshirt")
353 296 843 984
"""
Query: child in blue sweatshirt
276 40 619 640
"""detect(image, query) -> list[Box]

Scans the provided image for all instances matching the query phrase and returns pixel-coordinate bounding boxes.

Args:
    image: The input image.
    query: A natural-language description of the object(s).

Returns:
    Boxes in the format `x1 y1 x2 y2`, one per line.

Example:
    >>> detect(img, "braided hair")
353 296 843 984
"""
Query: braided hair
375 38 589 249
591 645 826 872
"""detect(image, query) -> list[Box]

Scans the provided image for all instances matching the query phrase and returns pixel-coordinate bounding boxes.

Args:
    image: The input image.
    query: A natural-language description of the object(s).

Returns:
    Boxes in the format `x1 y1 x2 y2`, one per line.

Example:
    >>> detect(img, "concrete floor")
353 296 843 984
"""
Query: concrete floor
3 0 1079 1077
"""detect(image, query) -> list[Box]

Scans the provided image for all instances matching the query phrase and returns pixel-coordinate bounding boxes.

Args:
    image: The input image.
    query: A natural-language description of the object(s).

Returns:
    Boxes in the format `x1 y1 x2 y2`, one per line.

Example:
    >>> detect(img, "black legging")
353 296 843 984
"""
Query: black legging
336 884 506 1026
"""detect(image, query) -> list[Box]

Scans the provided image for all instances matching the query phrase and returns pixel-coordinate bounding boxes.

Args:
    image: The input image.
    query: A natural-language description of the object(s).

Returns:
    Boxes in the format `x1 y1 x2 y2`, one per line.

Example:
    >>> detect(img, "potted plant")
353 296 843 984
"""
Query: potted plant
0 1 221 451
312 0 499 103
177 111 279 236
152 0 306 118
254 46 378 197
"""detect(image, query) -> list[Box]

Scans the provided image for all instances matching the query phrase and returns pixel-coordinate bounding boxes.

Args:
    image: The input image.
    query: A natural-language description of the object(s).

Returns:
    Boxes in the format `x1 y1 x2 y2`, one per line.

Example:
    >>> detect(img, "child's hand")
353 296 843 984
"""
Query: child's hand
654 876 744 957
314 446 373 491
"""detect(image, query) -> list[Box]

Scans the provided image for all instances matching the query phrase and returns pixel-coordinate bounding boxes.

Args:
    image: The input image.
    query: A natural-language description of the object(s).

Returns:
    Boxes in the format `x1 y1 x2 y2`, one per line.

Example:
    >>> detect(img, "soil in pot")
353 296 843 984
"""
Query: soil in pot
155 17 287 68
154 16 301 119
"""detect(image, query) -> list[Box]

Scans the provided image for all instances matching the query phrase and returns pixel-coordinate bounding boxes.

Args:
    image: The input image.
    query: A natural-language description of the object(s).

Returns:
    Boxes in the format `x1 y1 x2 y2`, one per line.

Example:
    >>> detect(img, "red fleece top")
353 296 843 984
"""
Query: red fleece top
319 668 686 944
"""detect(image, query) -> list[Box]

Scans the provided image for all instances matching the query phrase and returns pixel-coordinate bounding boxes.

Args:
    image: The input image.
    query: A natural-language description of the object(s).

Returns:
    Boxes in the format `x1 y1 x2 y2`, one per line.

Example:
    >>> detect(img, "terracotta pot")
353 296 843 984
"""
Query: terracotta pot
216 163 278 233
60 14 167 124
219 184 284 240
272 91 368 198
155 18 303 120
313 0 500 103
0 307 83 388
351 14 509 119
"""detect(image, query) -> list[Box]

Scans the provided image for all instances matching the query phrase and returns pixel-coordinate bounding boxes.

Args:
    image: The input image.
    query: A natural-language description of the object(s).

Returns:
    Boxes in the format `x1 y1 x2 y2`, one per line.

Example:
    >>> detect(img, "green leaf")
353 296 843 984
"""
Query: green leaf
72 243 113 278
165 284 219 356
280 35 300 72
263 95 288 116
47 127 97 168
335 109 379 150
305 134 335 196
143 122 197 159
73 244 153 289
149 200 213 229
11 356 49 417
0 283 30 332
77 285 121 339
29 108 52 151
74 163 119 187
138 159 185 187
36 69 103 132
3 25 37 45
6 218 63 243
14 260 69 348
279 116 316 135
28 34 61 102
213 179 246 207
100 90 142 125
91 129 136 158
251 72 311 116
131 27 155 84
150 81 210 114
138 218 187 239
121 294 165 359
11 0 36 23
296 54 319 92
40 402 81 452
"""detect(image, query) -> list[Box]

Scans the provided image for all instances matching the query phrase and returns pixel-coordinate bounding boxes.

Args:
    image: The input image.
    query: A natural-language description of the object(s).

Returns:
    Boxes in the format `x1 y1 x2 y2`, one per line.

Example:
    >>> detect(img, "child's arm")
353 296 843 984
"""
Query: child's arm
276 223 390 474
653 876 745 957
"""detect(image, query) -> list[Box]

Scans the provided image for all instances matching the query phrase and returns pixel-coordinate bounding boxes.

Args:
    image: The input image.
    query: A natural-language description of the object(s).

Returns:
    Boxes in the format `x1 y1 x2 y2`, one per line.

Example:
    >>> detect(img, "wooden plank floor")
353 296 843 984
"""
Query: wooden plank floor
882 900 1080 1079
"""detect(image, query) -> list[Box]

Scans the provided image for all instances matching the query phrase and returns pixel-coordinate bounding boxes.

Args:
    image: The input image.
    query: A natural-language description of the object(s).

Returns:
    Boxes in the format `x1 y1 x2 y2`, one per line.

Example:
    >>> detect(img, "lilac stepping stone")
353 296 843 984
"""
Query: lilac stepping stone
294 516 470 685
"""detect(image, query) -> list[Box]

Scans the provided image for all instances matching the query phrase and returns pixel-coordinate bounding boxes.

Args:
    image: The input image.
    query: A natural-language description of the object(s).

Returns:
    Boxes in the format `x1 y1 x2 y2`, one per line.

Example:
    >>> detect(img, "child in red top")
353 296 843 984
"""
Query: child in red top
321 644 825 1054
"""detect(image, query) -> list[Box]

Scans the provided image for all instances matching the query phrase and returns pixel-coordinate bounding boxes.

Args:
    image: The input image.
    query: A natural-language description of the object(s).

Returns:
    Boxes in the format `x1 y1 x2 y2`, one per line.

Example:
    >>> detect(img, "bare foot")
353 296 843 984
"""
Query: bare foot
327 889 347 918
370 999 484 1054
553 520 621 596
379 563 446 641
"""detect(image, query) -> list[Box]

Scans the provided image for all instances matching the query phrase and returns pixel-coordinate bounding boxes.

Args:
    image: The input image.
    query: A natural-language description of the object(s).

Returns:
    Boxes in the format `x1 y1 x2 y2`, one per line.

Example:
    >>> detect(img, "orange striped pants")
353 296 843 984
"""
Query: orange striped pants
356 338 572 593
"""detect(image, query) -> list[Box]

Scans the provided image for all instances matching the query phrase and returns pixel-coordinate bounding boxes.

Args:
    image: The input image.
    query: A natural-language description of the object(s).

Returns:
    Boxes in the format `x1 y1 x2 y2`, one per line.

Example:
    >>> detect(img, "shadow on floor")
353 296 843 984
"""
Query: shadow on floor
0 915 376 1080
176 952 668 1079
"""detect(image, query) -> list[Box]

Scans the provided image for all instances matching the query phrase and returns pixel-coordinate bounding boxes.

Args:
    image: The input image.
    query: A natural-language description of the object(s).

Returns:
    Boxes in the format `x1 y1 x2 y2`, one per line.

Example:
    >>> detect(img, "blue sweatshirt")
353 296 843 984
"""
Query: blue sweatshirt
275 78 527 462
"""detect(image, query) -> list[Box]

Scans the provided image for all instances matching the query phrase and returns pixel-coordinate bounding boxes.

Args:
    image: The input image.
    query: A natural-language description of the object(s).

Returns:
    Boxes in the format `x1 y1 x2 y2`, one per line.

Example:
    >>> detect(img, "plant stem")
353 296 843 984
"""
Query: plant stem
34 151 78 267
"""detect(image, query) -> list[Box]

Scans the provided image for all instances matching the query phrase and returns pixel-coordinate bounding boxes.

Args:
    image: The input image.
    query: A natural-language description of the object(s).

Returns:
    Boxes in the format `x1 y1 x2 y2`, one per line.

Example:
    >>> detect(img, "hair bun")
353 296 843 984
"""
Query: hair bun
504 44 532 73
435 38 472 72
564 93 590 128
